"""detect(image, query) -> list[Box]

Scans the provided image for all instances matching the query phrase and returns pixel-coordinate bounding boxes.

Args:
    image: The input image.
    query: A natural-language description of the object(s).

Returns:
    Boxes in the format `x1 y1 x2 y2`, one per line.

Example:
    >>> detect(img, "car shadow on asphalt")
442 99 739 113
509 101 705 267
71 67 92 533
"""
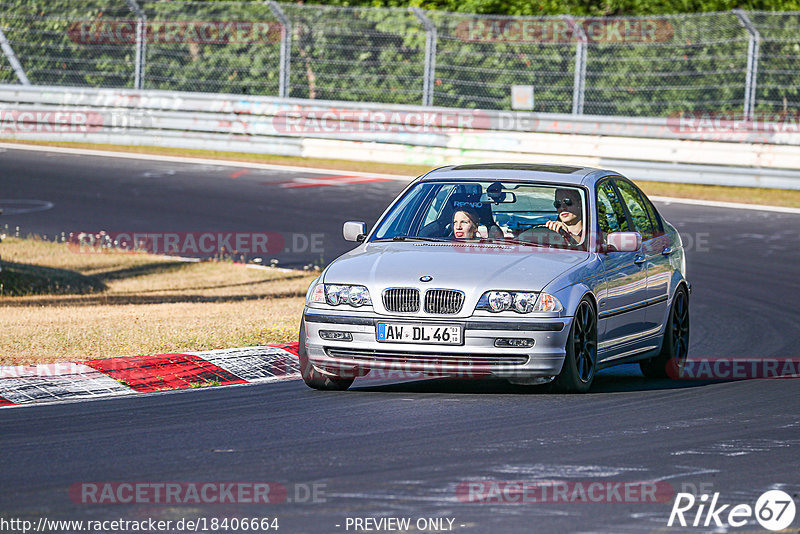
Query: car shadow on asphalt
347 364 723 395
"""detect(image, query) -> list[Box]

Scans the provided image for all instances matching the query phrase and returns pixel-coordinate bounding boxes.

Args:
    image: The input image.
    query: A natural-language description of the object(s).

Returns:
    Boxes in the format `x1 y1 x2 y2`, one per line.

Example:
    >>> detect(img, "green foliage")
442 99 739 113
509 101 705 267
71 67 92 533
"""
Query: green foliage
302 0 800 16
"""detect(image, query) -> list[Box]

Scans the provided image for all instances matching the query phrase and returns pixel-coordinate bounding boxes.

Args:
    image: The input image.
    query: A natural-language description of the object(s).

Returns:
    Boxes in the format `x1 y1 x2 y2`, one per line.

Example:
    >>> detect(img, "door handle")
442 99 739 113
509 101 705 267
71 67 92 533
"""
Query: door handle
634 255 646 265
661 247 673 256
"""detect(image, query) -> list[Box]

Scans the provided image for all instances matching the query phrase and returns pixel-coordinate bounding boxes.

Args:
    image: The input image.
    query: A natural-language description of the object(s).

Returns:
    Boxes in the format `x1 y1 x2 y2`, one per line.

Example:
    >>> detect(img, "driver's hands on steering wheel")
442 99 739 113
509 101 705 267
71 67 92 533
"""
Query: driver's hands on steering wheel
545 220 571 237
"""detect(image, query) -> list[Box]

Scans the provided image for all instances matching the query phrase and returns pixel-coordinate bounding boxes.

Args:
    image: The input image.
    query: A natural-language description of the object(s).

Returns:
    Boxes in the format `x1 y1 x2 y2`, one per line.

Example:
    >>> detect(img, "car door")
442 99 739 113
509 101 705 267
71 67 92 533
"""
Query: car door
595 179 649 351
613 178 670 333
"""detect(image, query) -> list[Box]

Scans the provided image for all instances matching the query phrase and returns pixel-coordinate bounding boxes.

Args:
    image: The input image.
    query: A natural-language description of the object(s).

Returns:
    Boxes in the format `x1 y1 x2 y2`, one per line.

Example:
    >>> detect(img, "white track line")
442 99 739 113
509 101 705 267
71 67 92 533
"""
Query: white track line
3 141 799 215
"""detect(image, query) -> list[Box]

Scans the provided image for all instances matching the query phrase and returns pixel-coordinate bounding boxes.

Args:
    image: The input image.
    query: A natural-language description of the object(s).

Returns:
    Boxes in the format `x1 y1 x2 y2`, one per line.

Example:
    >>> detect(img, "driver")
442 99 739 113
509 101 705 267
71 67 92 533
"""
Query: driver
545 188 584 245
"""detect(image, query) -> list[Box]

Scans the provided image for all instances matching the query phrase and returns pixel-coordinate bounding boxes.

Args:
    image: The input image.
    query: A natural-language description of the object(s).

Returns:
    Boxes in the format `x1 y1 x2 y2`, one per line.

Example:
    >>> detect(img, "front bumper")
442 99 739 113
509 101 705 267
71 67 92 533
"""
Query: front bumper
303 308 572 380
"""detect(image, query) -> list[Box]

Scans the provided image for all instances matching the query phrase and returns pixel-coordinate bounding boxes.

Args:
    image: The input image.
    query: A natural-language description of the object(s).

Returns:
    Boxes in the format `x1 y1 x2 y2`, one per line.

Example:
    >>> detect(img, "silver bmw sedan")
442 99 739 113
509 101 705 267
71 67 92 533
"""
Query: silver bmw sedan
299 163 690 393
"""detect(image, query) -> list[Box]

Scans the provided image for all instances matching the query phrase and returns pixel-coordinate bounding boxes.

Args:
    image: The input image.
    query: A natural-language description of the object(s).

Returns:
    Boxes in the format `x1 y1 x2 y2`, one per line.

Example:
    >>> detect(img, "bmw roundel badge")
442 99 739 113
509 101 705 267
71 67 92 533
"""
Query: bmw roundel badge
419 275 433 282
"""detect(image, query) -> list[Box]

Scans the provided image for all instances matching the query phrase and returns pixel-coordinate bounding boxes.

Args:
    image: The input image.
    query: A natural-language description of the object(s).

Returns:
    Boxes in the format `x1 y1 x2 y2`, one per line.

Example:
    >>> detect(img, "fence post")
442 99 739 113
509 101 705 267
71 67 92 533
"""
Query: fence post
267 1 291 99
563 15 586 115
0 27 31 85
733 10 760 119
124 0 146 90
411 7 437 107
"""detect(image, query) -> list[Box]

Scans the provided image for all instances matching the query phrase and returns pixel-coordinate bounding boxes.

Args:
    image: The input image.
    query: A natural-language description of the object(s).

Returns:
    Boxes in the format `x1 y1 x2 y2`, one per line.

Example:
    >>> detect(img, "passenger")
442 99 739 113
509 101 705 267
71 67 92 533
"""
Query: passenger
453 208 481 239
546 188 584 245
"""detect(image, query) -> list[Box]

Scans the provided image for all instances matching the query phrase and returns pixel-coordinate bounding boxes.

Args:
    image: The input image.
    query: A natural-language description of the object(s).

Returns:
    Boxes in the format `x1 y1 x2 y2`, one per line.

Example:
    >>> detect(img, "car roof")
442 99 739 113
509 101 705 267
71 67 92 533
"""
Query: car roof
417 163 608 187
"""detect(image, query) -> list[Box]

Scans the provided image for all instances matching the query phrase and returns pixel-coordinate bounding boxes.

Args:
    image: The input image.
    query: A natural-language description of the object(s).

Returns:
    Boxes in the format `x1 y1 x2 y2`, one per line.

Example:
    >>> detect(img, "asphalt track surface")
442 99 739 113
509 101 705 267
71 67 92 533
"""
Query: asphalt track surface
1 146 799 533
0 147 404 268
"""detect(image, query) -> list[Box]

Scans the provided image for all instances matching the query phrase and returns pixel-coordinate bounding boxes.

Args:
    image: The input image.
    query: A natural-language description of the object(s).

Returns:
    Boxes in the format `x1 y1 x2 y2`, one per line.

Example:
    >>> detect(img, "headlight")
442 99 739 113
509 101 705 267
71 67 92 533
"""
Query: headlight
346 285 370 307
486 291 512 312
513 292 537 313
476 291 562 313
311 284 372 307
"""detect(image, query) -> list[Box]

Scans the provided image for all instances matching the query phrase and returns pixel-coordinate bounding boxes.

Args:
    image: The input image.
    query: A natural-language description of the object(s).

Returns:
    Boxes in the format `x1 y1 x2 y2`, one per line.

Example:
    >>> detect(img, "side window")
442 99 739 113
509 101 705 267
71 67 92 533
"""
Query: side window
615 179 655 241
596 180 628 243
640 194 664 236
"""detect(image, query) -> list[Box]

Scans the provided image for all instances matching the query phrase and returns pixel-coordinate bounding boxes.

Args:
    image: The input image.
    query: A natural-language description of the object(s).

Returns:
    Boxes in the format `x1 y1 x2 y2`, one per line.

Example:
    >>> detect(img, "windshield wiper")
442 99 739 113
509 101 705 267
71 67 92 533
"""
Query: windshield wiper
372 235 446 242
487 238 547 248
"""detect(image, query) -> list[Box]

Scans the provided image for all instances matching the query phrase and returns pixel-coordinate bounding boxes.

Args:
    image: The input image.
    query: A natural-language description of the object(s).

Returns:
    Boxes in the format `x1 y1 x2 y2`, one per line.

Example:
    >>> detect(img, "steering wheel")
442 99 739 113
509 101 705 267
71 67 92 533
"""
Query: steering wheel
516 225 574 247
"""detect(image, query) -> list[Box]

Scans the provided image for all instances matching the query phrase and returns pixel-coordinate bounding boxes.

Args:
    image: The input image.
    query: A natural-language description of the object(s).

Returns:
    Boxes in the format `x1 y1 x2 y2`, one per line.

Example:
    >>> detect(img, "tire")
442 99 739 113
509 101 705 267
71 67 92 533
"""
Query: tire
640 286 690 378
553 299 597 393
298 318 354 391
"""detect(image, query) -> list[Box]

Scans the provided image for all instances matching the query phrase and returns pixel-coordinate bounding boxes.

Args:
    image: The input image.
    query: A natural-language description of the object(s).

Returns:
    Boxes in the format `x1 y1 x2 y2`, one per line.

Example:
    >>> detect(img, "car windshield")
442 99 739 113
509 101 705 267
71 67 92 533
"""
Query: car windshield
370 180 588 250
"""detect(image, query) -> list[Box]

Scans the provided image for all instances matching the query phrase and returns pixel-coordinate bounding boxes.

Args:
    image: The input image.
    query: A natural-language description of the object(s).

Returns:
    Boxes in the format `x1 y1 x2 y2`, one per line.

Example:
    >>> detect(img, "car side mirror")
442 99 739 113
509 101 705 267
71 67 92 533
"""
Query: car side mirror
604 231 642 253
343 221 367 242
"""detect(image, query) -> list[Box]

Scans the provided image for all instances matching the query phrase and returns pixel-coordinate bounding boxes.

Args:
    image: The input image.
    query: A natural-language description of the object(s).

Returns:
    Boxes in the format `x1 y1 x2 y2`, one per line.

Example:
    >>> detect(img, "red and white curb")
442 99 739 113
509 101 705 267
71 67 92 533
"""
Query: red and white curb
0 344 300 407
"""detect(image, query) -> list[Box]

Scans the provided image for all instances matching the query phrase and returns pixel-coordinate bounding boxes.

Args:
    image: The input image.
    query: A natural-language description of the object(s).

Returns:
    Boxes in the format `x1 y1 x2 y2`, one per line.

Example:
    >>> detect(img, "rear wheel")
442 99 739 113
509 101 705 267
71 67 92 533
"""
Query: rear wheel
640 286 690 378
298 318 354 391
553 299 597 393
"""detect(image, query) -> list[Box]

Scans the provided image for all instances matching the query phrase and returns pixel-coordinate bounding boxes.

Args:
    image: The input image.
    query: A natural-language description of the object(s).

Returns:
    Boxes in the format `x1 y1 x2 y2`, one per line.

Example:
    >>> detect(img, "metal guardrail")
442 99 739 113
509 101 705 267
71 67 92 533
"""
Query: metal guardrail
2 84 799 144
1 85 800 189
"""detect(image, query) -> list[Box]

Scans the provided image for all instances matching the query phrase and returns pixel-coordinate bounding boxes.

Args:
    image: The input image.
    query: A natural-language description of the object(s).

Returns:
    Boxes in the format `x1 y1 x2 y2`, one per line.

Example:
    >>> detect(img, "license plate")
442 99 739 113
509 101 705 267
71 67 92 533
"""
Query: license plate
376 323 462 345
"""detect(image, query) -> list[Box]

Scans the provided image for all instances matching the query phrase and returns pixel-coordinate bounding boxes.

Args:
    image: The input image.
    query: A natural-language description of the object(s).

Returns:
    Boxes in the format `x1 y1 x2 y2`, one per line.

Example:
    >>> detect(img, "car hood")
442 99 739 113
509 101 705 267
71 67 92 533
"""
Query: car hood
323 241 590 292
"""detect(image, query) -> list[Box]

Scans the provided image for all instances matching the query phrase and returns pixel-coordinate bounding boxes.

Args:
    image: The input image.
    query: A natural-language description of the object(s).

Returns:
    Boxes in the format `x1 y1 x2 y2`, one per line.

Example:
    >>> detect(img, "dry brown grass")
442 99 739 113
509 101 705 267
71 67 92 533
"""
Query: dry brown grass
6 140 800 208
0 237 317 365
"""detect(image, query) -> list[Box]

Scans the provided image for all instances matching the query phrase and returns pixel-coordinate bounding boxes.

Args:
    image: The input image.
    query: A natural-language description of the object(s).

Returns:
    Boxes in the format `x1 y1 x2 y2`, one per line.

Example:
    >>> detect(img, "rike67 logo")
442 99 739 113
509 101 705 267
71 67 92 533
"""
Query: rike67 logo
668 490 796 531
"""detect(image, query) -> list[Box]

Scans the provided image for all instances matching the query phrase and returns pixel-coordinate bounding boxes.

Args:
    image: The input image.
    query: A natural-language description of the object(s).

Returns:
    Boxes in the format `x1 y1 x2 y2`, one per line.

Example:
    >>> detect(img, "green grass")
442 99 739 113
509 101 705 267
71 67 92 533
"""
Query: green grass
188 380 221 388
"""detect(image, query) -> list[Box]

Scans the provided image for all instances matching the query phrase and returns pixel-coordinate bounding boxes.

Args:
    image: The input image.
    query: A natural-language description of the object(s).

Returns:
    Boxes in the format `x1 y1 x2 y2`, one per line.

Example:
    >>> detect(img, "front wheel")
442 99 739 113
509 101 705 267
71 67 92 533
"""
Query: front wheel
553 299 597 393
640 286 690 378
298 318 354 391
